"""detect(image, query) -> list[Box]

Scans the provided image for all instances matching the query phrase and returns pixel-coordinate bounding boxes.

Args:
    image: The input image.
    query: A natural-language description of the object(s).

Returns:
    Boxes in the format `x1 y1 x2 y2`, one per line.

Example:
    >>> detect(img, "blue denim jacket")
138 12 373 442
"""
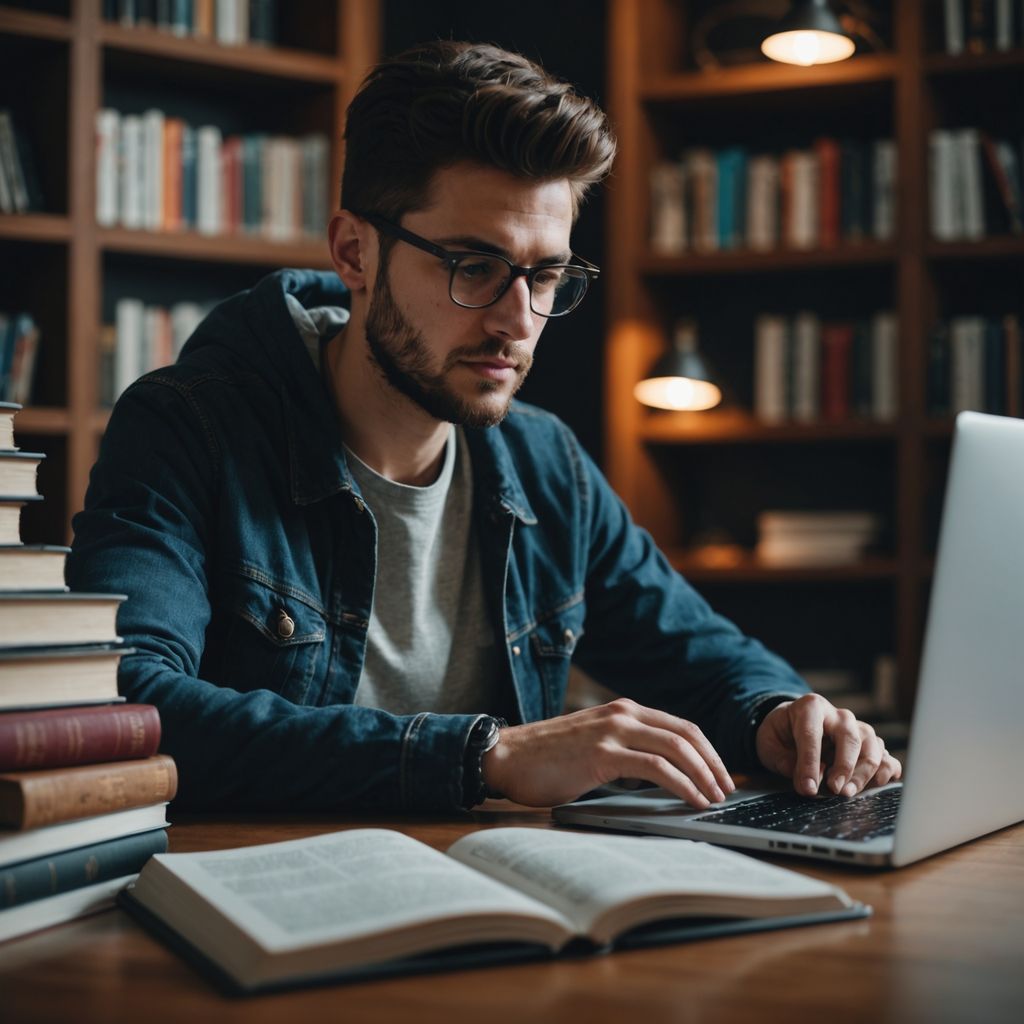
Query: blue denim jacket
66 268 807 812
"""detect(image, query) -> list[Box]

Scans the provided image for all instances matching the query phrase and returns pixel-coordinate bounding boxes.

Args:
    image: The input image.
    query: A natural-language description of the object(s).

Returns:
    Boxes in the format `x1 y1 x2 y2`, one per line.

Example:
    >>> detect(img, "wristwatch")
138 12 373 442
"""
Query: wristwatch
461 716 508 808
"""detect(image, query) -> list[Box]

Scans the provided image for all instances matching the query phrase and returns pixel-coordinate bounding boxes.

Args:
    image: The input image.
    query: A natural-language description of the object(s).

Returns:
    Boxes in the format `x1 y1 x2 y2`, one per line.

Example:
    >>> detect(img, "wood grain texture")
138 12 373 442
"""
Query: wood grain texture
0 808 1021 1023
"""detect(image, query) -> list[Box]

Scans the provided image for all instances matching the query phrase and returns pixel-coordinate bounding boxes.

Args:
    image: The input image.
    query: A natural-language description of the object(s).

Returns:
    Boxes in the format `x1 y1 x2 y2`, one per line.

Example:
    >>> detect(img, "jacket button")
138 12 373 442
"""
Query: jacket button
512 645 521 656
353 496 365 513
563 629 574 642
276 611 295 639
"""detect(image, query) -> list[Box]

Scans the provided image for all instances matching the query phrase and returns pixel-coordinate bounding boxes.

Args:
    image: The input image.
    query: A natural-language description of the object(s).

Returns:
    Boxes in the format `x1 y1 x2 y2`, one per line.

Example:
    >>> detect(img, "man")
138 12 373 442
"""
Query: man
67 41 900 812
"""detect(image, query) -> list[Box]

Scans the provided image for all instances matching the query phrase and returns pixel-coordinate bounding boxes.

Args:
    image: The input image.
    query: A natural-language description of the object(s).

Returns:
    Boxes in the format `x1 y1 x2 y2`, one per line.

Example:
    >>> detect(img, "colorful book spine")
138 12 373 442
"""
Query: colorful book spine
0 754 178 830
0 828 167 909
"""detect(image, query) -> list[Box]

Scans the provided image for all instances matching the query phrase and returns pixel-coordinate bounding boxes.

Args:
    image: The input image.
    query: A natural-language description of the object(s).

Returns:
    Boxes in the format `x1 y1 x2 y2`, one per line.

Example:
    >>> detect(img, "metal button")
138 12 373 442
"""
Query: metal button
276 610 295 639
512 645 521 656
563 629 574 642
353 496 365 513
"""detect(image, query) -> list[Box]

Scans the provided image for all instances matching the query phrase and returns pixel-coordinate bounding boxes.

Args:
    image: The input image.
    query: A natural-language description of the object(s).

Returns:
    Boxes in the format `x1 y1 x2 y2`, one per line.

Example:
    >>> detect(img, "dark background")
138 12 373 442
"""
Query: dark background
384 0 609 465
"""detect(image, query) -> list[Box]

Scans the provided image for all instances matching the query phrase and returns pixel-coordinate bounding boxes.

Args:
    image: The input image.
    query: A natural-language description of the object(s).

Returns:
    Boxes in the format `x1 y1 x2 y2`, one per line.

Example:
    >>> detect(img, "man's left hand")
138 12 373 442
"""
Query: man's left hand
755 693 902 797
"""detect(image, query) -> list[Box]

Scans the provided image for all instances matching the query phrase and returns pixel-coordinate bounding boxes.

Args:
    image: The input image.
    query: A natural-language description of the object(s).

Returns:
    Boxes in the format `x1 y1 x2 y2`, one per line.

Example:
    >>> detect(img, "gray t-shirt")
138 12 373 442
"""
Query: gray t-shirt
285 294 498 715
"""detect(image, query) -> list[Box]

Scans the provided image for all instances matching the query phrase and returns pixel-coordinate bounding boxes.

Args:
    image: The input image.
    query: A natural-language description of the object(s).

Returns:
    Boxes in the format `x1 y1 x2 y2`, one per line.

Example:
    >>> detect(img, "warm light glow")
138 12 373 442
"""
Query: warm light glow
633 376 722 412
761 29 855 65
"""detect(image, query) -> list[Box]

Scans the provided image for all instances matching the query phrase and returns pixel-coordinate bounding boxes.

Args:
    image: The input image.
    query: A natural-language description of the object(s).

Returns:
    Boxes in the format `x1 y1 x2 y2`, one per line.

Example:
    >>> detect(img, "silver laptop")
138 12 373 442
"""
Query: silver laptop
555 412 1024 867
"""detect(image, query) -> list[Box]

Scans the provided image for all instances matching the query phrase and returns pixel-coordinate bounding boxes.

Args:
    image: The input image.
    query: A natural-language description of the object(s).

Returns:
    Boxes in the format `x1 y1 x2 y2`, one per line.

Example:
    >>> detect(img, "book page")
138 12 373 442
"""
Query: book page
147 828 571 953
448 828 847 935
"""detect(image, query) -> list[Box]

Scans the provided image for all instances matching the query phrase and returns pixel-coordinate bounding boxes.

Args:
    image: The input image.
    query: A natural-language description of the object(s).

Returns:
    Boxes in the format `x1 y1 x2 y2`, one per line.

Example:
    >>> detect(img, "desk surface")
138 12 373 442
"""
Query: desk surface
1 808 1022 1024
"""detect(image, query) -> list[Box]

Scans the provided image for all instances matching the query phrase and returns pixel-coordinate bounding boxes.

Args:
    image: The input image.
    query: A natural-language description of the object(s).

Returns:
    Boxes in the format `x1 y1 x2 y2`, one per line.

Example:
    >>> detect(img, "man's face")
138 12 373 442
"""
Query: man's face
363 163 575 428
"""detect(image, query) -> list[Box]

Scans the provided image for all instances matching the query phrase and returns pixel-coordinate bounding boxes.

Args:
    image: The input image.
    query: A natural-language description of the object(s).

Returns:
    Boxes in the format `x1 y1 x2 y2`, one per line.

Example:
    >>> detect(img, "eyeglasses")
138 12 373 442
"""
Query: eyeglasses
356 211 599 318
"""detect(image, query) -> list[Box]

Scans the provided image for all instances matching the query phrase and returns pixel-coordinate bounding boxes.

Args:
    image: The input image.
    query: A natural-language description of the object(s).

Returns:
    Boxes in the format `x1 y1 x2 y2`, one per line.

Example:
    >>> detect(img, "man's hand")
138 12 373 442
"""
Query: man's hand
755 693 902 797
481 698 735 809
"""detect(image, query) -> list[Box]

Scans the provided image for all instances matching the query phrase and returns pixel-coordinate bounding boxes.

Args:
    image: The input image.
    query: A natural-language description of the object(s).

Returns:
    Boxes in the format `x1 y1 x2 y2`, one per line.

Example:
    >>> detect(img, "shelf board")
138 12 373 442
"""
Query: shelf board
641 413 897 445
925 237 1024 261
0 213 72 244
99 227 332 268
924 49 1024 76
641 242 895 276
0 8 71 42
668 551 899 584
12 407 70 435
98 22 342 84
641 54 898 102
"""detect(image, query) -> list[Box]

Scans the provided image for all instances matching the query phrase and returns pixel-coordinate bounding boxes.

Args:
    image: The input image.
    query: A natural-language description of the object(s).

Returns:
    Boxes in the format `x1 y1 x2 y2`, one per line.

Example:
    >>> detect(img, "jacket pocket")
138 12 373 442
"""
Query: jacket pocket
216 570 327 705
526 603 585 718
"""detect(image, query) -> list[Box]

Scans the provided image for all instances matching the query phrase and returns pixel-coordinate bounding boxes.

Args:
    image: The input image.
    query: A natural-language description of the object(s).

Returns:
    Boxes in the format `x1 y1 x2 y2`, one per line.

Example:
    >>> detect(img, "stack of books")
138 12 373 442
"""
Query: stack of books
755 510 882 568
0 403 175 944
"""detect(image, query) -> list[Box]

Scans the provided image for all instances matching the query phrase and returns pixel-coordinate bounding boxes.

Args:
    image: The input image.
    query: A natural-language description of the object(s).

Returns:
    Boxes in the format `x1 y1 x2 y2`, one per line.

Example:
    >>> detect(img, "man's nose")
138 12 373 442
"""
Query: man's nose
481 274 536 342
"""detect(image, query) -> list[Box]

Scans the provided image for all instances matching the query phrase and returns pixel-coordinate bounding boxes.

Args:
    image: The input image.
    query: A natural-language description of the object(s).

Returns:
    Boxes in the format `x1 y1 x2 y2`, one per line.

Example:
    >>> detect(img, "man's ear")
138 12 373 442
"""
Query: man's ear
328 210 375 292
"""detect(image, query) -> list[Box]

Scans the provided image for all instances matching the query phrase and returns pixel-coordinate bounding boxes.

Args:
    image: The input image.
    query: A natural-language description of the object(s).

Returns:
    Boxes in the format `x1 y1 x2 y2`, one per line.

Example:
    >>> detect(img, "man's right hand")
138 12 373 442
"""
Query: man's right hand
480 698 735 809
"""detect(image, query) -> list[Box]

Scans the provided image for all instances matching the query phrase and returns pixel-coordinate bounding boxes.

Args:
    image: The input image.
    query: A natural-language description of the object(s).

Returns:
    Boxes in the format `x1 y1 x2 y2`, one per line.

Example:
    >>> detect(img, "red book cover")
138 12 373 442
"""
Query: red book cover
821 323 854 420
163 118 183 232
223 136 243 234
0 704 161 772
815 137 840 249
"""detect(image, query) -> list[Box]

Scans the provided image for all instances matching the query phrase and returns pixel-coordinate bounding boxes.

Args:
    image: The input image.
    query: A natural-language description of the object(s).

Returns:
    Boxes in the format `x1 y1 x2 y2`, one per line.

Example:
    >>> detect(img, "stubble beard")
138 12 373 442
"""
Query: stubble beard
364 265 533 429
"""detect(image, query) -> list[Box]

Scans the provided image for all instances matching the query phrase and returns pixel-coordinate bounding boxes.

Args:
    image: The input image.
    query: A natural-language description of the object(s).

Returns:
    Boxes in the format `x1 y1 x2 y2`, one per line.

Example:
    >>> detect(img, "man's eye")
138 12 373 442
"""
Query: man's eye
457 259 499 280
532 268 565 291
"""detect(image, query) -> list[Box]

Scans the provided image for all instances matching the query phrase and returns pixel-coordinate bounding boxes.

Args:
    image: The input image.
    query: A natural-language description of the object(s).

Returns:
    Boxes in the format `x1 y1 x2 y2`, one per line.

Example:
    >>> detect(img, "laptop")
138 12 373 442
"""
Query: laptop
554 412 1024 867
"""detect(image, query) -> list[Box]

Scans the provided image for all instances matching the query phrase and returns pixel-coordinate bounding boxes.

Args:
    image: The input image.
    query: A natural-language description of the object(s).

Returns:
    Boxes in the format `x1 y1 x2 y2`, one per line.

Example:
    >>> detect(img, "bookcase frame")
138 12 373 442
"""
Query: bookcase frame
0 0 380 544
605 0 1024 716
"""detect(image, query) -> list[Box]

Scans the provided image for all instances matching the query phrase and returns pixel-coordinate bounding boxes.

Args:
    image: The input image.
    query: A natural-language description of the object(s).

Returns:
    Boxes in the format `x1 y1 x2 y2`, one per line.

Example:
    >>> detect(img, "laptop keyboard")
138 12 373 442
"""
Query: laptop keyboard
692 786 902 843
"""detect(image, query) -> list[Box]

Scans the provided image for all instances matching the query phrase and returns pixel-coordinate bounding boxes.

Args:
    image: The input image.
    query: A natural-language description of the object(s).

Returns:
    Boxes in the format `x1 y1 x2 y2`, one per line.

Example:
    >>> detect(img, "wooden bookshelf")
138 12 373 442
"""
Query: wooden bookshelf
605 0 1024 718
0 0 379 543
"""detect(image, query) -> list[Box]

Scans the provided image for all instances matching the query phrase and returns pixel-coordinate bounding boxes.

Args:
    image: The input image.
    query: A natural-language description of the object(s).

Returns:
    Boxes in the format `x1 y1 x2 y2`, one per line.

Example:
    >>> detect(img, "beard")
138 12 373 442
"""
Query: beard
364 266 533 429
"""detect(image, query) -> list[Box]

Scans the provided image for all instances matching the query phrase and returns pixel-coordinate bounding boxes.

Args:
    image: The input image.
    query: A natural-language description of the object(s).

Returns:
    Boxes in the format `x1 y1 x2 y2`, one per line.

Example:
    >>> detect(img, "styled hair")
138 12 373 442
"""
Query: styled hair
341 40 616 221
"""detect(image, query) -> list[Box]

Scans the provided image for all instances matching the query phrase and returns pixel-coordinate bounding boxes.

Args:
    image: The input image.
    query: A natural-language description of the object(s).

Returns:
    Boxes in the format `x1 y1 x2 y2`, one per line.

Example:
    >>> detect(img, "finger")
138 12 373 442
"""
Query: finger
625 705 735 795
842 732 886 795
625 724 728 804
868 752 903 788
612 750 715 810
789 698 827 796
823 709 863 795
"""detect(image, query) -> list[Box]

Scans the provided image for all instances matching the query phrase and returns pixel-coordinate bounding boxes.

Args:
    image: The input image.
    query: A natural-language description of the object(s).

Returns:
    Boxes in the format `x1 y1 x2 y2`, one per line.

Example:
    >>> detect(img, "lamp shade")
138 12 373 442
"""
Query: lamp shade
634 321 722 412
761 0 855 66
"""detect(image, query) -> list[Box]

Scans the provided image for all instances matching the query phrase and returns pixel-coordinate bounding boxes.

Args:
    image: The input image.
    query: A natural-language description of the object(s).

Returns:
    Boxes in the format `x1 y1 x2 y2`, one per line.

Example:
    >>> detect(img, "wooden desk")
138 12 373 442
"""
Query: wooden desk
1 809 1022 1024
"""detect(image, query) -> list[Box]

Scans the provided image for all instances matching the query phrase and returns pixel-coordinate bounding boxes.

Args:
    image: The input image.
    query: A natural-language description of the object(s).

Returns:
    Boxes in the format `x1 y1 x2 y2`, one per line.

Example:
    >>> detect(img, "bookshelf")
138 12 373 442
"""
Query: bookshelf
0 0 380 546
605 0 1024 720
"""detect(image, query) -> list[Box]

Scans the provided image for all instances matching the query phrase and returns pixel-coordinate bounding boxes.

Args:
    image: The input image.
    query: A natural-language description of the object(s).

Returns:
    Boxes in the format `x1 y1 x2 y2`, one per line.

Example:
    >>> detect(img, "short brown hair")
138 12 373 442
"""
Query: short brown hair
341 40 616 222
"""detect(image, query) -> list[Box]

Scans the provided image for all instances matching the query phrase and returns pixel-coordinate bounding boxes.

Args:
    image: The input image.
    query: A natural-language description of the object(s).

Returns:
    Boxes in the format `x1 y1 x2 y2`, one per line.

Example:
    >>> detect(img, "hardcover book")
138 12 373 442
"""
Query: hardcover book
0 545 69 592
119 827 867 994
0 644 129 711
0 593 126 649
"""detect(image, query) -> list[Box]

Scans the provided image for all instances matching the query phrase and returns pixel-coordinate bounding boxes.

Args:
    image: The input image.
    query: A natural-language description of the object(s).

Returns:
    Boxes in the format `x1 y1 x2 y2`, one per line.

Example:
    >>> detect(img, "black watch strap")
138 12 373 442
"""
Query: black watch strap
461 716 507 808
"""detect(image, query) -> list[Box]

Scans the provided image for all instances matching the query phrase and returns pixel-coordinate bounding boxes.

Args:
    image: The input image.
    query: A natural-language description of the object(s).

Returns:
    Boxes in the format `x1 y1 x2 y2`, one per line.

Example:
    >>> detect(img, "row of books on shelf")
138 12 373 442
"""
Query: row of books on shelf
941 0 1024 54
102 297 208 406
930 130 1023 240
103 0 279 47
753 311 898 424
649 138 895 256
0 313 40 406
0 109 44 216
927 313 1023 417
95 108 330 240
1 403 175 944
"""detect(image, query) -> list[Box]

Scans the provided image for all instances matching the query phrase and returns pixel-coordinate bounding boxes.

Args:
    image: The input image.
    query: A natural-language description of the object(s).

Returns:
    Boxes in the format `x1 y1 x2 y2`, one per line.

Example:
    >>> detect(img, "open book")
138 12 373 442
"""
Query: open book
119 826 868 993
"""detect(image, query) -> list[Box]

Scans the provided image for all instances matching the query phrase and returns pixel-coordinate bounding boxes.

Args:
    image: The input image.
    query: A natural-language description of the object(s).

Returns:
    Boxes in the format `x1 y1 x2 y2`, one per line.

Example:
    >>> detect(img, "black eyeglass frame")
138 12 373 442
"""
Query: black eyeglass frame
355 211 600 318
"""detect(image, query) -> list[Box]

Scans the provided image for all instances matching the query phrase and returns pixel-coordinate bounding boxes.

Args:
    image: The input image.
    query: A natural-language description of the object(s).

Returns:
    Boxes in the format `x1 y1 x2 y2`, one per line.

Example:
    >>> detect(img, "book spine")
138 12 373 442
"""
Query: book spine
984 318 1006 414
649 160 686 255
791 311 820 422
815 138 840 249
945 0 966 53
930 130 960 240
821 324 854 421
871 311 899 421
0 828 167 909
754 315 787 422
0 755 178 830
956 128 985 240
95 109 121 228
1005 314 1021 417
872 140 897 241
